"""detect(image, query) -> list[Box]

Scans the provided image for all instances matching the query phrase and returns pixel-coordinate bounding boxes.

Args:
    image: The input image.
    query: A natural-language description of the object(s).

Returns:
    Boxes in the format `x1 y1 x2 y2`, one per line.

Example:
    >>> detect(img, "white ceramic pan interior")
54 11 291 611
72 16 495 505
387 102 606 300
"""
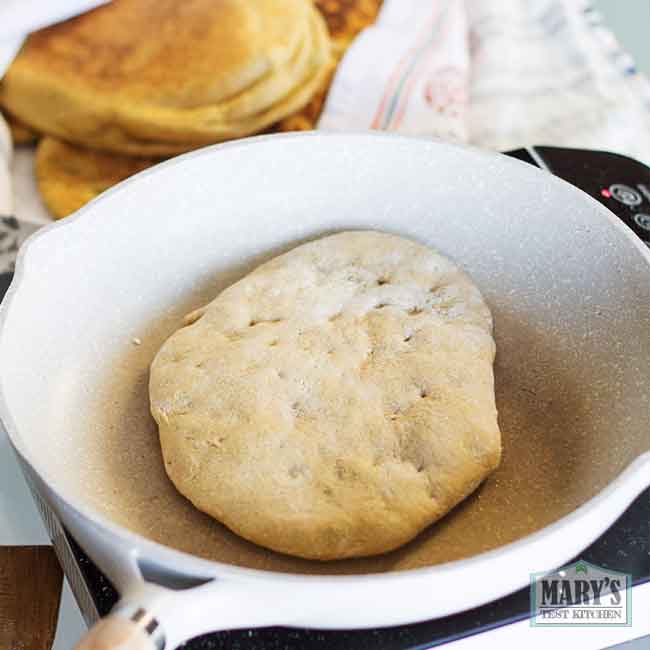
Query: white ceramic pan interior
0 133 649 649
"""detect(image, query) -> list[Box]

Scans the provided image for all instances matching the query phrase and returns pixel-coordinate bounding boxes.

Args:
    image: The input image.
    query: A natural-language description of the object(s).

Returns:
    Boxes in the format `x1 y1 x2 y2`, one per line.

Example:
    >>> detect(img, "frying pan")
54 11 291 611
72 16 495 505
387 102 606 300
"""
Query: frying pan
0 133 648 649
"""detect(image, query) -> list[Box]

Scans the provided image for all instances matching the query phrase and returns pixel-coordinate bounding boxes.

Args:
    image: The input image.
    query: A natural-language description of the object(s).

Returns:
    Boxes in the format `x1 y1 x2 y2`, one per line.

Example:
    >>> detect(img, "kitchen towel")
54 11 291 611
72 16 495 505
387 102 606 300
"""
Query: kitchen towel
320 0 650 163
1 0 650 224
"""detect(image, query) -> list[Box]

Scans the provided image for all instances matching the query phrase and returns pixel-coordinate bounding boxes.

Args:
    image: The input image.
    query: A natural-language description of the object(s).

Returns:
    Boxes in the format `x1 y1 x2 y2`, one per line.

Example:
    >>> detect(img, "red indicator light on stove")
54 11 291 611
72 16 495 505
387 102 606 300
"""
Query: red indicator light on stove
601 188 612 198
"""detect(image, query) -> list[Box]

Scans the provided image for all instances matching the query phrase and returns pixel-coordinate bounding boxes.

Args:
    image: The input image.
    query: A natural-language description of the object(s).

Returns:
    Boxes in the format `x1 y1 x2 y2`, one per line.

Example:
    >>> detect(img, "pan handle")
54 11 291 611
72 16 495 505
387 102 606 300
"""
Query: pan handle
73 573 299 649
75 582 168 650
75 615 159 650
51 481 292 648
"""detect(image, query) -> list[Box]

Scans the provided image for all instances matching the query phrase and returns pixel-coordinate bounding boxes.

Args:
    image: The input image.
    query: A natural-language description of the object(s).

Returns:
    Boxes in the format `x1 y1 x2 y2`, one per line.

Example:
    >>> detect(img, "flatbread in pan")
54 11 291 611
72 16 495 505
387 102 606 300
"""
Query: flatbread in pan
150 232 501 560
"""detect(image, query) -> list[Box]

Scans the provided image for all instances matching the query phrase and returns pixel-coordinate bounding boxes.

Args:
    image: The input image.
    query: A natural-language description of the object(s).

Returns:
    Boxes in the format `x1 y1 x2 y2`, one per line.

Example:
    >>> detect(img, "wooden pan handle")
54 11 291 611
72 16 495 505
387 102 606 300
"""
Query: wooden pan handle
76 616 157 650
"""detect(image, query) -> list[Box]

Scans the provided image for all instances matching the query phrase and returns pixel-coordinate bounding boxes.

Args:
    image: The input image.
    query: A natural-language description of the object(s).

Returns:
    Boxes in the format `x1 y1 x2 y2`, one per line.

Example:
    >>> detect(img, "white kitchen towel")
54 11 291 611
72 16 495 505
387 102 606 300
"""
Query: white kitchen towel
320 0 650 164
318 0 470 142
466 0 650 161
1 0 650 223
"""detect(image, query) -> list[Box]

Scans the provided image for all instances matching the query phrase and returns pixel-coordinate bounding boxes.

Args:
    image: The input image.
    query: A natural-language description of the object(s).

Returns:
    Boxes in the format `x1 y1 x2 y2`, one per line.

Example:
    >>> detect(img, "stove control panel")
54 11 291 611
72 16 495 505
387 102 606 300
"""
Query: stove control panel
505 147 650 249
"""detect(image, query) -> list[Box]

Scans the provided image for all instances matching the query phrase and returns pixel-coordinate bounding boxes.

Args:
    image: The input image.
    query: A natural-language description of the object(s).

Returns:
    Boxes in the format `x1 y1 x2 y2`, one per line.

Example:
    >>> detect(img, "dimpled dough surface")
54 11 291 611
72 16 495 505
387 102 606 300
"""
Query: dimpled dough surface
149 231 501 560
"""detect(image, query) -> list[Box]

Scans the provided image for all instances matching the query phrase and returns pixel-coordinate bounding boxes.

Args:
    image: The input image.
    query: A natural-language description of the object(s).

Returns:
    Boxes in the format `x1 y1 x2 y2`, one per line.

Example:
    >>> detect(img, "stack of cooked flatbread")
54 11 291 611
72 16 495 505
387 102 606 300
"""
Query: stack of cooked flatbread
0 0 382 219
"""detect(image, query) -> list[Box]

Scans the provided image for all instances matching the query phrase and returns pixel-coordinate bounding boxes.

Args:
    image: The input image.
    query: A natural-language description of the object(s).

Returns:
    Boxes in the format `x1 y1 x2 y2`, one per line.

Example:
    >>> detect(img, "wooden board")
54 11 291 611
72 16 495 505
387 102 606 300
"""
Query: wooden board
0 546 63 650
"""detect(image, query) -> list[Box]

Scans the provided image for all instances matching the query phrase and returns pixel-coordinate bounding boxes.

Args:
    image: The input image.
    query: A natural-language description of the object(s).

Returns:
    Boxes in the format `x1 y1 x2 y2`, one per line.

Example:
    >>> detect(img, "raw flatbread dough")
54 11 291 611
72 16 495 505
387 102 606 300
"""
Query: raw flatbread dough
150 231 501 560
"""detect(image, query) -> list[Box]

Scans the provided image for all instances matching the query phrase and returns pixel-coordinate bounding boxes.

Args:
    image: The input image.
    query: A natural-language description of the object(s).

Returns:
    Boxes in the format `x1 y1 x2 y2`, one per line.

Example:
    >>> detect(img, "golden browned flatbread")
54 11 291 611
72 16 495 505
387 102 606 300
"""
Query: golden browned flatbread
317 0 383 53
150 232 501 560
36 137 161 219
2 111 38 145
34 0 382 219
277 0 383 132
1 0 332 156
